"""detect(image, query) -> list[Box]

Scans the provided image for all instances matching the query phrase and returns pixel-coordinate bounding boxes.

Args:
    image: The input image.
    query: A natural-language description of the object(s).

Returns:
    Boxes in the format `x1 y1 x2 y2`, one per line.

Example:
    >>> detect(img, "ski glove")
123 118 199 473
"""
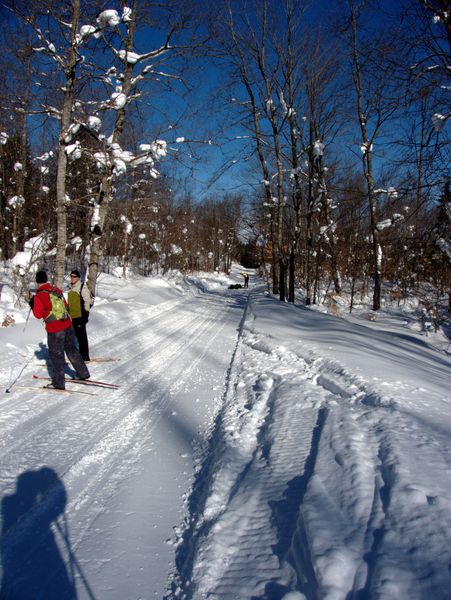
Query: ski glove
28 296 34 309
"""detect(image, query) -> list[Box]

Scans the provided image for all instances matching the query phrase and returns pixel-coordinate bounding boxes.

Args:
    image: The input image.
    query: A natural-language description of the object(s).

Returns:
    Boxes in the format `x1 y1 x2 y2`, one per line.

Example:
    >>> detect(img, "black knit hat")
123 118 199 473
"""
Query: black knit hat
70 269 81 278
36 270 48 284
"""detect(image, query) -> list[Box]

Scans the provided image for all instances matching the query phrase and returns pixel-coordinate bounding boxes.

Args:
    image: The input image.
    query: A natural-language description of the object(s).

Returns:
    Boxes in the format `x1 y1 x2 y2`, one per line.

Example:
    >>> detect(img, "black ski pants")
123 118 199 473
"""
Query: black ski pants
48 326 90 388
72 317 90 362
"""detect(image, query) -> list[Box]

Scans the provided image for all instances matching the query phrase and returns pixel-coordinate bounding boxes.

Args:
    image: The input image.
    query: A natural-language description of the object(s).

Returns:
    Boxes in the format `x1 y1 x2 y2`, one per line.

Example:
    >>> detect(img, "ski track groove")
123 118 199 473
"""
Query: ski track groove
66 299 233 516
0 292 239 570
90 298 224 382
65 295 237 554
1 296 227 485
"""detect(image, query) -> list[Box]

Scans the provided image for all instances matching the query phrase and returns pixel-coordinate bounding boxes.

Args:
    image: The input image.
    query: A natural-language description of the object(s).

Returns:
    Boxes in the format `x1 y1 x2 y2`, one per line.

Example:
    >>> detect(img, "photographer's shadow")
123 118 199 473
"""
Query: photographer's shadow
1 467 88 599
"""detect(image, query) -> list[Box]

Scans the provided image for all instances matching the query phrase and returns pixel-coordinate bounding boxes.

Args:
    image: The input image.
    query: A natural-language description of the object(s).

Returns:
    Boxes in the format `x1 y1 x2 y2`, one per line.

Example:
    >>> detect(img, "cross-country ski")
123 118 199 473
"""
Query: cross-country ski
87 357 120 363
35 357 119 366
11 385 97 396
32 374 119 389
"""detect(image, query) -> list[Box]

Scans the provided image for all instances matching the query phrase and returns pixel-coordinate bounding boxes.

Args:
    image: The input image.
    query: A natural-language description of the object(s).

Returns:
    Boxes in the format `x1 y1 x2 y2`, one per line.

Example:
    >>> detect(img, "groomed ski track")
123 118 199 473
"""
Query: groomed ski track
1 278 244 598
1 275 450 599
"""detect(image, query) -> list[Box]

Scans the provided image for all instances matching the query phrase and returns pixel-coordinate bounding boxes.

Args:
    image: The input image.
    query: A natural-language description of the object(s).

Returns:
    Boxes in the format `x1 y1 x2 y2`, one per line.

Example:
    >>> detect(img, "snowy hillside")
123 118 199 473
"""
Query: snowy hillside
1 266 450 600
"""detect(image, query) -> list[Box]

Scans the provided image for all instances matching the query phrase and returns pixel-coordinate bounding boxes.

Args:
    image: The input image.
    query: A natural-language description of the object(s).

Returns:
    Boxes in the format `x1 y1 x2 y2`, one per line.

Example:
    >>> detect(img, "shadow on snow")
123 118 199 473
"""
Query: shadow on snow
0 467 96 600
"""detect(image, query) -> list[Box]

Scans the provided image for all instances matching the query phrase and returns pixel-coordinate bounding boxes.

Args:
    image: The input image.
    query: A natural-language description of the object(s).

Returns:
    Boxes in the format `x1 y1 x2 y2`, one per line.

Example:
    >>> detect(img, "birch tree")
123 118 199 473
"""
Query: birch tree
222 0 278 292
345 0 403 310
84 1 186 294
219 0 292 299
7 0 102 286
7 1 189 290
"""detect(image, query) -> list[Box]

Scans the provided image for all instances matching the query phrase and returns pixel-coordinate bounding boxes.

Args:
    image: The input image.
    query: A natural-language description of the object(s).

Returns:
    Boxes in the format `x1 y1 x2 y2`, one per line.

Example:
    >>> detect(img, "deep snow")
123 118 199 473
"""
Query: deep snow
0 265 450 600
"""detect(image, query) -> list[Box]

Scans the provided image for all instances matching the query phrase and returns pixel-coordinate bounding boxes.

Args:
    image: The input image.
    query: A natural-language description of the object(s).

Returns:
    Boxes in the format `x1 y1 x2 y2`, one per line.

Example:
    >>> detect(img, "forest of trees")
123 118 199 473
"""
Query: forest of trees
0 0 449 314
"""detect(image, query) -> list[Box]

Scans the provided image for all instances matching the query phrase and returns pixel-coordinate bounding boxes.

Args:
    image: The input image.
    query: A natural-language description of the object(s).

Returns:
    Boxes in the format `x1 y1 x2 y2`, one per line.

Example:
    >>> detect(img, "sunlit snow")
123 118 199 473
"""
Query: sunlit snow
0 266 450 599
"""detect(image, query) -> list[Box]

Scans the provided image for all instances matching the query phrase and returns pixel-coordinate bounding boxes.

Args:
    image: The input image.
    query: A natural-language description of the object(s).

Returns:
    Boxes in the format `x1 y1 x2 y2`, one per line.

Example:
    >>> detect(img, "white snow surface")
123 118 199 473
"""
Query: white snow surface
0 266 450 600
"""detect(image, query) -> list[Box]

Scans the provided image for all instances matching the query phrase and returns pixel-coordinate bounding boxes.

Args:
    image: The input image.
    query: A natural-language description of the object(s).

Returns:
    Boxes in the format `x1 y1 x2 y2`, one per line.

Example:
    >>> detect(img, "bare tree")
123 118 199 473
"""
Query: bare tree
221 0 278 291
86 0 190 294
343 0 406 310
5 0 104 286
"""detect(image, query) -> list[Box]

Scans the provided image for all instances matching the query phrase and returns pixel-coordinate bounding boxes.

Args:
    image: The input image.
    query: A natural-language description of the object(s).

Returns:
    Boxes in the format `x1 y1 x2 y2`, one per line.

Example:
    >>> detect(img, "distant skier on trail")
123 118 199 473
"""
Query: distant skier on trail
29 271 90 390
67 269 92 362
242 272 249 288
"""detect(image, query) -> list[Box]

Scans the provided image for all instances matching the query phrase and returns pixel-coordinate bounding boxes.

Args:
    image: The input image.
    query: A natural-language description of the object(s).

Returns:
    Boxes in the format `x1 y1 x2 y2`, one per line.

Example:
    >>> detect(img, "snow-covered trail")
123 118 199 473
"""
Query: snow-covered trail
171 289 451 600
0 277 247 599
1 271 450 600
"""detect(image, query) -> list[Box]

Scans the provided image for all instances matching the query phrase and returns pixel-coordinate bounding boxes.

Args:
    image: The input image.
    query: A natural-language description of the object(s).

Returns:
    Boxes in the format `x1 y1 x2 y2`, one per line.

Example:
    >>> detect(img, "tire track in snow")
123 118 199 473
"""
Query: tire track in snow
170 330 329 599
265 343 451 600
171 315 451 599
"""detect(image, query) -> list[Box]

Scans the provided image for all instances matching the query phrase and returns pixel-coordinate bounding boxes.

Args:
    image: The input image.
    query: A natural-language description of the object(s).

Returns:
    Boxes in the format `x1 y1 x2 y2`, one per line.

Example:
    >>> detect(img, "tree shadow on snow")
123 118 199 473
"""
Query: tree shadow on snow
0 467 96 600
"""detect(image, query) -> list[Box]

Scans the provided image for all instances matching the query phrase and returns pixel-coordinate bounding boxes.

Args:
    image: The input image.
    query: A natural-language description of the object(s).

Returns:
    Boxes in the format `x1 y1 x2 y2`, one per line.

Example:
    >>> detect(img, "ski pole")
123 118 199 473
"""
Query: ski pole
5 307 34 393
56 514 98 600
61 513 77 594
5 358 32 393
23 306 32 333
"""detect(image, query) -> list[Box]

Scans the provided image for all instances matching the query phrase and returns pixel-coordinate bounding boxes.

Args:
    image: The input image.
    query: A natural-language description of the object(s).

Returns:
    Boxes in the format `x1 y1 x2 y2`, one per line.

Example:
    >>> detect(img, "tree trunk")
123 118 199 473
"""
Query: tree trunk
12 48 32 257
279 257 286 302
350 4 382 311
87 0 138 295
288 248 295 303
54 0 81 288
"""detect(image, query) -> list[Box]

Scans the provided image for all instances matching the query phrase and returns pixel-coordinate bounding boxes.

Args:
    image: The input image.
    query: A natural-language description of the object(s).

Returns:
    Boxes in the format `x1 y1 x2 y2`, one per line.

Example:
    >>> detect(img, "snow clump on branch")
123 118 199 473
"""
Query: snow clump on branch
79 25 96 40
111 92 128 110
360 142 373 154
8 196 25 209
35 151 53 162
79 7 132 42
122 7 132 22
150 140 167 159
66 141 82 161
120 215 133 234
376 214 404 231
375 187 399 199
63 123 81 144
432 113 448 132
116 50 142 64
96 7 132 29
86 116 102 132
313 141 325 158
92 138 166 179
436 238 451 261
96 10 121 29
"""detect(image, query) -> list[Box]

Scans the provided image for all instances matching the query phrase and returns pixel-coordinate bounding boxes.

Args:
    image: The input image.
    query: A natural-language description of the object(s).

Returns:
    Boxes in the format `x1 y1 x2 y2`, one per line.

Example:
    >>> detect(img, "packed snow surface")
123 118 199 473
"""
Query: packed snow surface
0 266 450 599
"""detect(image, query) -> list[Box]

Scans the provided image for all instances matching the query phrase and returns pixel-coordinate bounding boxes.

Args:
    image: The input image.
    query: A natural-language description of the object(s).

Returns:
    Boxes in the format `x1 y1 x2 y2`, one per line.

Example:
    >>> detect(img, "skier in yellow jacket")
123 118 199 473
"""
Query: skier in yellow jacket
67 270 92 362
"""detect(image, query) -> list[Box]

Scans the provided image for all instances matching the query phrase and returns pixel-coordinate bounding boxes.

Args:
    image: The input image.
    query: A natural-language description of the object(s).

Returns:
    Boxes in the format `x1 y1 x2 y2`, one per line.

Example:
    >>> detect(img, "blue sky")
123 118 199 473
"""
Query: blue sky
1 0 448 203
